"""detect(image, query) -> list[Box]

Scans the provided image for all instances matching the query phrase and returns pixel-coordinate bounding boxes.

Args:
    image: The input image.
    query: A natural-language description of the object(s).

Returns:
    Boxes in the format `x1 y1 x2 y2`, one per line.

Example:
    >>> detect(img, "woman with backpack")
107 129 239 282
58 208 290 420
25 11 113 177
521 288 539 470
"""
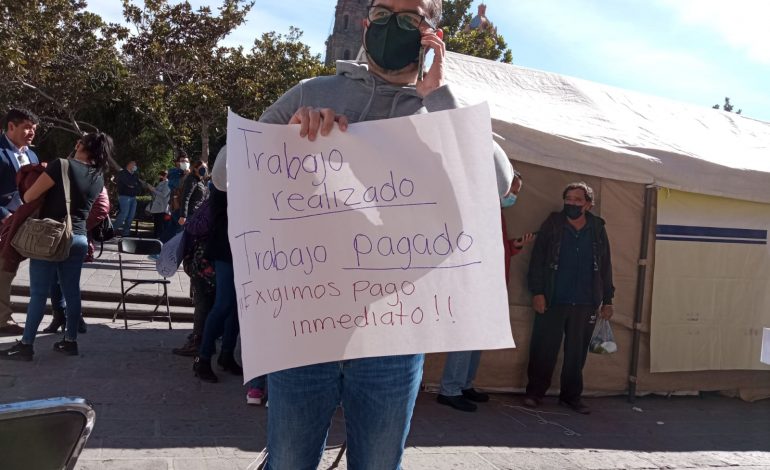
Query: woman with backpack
0 132 111 361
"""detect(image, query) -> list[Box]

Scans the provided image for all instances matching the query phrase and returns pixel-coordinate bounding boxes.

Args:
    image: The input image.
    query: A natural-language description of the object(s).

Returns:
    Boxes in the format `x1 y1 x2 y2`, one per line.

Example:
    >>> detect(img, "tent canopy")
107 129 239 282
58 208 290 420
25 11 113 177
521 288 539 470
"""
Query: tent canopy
444 52 770 204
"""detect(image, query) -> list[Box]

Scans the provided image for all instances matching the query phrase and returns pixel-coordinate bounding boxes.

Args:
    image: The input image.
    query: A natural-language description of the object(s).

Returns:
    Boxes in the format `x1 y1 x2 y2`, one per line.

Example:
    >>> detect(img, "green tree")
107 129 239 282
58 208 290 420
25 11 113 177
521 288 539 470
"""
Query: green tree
114 0 254 162
442 1 513 63
0 0 124 163
712 97 742 115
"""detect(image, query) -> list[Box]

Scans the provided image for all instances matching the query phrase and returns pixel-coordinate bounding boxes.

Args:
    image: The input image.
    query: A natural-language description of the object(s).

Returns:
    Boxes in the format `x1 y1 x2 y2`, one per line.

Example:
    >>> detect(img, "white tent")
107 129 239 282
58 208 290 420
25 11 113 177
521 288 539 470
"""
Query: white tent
422 52 770 400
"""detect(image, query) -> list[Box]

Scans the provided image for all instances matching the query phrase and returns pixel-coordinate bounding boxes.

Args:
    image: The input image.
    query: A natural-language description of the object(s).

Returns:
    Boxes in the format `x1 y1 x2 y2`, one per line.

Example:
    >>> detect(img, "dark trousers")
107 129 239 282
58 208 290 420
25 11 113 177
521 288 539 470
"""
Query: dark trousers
191 277 215 337
525 304 597 402
152 213 166 239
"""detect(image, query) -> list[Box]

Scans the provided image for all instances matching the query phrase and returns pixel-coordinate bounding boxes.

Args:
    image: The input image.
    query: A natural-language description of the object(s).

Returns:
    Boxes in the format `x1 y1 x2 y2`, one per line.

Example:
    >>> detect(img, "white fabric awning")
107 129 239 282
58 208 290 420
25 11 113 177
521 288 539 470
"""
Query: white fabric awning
445 52 770 203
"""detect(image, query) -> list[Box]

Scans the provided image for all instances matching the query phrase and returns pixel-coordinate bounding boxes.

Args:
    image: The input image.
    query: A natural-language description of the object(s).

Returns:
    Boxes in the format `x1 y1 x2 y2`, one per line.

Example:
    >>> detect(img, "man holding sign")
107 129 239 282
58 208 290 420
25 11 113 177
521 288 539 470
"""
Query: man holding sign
227 0 513 468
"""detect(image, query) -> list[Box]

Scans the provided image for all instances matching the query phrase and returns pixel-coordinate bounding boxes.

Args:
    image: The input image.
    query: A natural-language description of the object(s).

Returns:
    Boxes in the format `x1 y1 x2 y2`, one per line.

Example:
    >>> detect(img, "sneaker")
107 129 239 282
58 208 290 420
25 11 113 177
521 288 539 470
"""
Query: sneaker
148 254 159 261
246 387 265 405
53 339 79 356
0 341 34 361
559 398 591 415
462 388 490 403
437 394 477 412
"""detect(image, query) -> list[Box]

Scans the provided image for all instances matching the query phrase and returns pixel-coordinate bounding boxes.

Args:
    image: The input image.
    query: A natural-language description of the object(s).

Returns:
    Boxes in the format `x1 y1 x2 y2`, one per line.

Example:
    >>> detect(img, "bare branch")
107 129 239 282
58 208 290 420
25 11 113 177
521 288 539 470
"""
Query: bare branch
12 79 82 134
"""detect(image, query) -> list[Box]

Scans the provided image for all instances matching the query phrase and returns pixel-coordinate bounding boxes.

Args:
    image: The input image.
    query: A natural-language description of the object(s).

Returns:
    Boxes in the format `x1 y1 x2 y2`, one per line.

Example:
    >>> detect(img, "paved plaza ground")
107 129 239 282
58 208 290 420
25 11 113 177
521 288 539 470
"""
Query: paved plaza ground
1 242 769 469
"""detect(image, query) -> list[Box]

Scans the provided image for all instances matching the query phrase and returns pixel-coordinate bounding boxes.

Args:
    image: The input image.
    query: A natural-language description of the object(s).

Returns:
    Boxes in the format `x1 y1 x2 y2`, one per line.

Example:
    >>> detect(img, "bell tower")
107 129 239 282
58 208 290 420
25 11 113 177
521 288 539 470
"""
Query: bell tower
325 0 369 66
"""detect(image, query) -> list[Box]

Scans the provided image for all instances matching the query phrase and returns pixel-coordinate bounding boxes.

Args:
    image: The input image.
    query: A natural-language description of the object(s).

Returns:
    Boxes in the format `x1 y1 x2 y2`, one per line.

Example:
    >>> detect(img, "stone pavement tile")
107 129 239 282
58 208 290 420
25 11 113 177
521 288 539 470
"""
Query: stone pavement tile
76 459 170 470
319 447 349 469
638 451 738 468
478 450 584 469
91 418 158 439
563 450 659 469
171 458 257 470
401 451 501 469
214 437 267 459
160 418 263 438
99 437 216 459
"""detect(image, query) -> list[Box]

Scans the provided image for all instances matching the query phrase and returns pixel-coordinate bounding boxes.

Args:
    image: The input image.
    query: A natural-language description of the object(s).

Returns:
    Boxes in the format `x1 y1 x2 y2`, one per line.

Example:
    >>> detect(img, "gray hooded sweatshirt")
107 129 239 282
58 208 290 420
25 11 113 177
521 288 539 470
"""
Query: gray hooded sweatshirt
259 60 513 196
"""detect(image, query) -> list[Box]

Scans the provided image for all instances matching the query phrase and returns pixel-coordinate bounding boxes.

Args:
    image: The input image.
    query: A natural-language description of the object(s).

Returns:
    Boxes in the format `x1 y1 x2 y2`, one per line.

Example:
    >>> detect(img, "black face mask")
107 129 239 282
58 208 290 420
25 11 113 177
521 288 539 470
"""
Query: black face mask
364 15 421 71
563 203 584 220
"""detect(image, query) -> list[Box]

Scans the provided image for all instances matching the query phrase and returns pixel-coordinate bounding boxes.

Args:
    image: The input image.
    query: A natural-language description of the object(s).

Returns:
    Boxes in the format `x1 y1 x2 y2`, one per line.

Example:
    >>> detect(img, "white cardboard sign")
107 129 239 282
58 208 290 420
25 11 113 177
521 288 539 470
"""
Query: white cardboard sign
227 103 514 381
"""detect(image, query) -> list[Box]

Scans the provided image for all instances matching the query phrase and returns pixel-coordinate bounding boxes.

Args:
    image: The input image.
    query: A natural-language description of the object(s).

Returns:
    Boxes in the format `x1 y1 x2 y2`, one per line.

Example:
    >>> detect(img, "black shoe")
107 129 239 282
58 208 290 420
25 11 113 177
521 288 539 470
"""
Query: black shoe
217 351 243 376
559 398 591 414
522 395 542 408
78 318 87 334
462 388 489 403
437 394 477 412
42 309 66 334
53 339 79 356
0 341 34 361
193 356 218 383
172 334 200 357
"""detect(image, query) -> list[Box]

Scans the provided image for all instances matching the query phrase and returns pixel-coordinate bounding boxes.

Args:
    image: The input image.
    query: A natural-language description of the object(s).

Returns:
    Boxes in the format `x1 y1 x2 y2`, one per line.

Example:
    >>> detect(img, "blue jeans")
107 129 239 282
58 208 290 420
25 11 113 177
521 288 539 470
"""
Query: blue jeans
22 235 88 344
439 350 482 396
50 277 66 312
115 195 137 237
198 260 239 360
265 354 424 470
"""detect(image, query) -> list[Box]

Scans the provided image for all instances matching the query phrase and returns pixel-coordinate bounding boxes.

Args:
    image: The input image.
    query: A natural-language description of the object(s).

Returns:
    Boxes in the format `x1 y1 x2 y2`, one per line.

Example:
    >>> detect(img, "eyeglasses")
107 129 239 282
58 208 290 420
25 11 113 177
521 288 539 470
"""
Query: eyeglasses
368 5 435 31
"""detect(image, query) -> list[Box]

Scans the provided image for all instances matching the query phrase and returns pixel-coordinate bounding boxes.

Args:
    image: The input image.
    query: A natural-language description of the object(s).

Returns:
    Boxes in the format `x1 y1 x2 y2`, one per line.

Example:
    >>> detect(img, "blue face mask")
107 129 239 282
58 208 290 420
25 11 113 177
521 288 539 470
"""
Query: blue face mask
501 193 517 208
198 167 207 177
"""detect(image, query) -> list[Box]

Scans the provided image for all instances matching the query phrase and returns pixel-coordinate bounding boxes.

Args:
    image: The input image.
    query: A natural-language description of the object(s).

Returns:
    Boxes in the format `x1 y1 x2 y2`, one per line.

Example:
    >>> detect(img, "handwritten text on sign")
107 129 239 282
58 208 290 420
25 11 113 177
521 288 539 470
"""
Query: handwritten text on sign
227 103 514 381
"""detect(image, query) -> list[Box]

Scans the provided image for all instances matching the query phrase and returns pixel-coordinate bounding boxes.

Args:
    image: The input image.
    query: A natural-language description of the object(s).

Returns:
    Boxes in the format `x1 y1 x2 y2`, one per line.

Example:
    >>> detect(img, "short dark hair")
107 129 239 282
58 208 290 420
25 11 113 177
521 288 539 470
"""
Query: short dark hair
159 170 168 177
4 108 39 130
562 181 594 202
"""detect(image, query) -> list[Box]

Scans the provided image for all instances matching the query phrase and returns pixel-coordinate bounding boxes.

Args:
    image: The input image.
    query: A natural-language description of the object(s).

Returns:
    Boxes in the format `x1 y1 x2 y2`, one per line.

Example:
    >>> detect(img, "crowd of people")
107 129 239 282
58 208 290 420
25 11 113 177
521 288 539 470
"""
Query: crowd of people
0 0 615 468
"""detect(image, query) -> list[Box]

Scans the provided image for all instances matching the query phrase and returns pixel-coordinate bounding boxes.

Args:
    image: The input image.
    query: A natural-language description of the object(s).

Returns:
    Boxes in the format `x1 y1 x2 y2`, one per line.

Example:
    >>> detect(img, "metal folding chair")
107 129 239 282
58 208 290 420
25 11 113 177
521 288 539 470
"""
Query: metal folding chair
112 237 172 329
0 397 96 470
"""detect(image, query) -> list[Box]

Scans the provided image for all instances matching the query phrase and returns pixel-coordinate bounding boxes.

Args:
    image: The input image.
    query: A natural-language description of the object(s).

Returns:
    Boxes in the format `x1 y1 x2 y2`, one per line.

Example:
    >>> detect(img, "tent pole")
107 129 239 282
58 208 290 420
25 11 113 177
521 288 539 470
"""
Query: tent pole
628 185 655 403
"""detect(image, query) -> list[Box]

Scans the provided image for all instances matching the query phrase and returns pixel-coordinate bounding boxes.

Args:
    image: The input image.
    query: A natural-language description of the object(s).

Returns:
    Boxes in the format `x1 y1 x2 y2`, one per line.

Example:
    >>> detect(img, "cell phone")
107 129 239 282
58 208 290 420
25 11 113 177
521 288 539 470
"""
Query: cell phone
417 46 426 81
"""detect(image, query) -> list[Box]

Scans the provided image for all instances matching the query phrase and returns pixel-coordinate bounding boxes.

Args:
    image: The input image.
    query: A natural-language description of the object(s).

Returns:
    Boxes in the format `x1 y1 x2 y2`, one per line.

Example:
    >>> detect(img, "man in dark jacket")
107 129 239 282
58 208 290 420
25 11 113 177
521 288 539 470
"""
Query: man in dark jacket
0 108 40 335
114 160 140 236
524 181 614 414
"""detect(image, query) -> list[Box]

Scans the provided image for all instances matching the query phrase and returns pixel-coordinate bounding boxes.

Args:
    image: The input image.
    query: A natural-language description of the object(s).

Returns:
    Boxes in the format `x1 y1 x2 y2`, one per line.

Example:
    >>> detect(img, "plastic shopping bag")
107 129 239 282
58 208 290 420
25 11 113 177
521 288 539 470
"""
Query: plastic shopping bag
589 317 617 354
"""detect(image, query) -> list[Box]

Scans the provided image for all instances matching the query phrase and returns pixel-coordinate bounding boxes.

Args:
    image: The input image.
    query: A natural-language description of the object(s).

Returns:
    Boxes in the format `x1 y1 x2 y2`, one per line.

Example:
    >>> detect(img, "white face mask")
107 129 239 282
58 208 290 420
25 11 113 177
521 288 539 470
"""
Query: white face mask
179 162 190 171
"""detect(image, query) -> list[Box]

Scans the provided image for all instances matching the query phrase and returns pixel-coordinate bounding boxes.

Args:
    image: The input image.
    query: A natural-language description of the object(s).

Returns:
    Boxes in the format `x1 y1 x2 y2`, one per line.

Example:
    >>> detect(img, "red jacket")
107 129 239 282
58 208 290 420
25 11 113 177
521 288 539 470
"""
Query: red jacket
502 212 522 282
0 164 47 272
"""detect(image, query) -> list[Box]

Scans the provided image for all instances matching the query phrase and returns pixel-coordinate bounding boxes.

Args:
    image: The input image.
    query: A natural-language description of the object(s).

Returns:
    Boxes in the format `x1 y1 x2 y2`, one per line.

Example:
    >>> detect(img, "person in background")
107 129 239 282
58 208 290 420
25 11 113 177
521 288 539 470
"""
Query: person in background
148 170 170 239
165 152 191 240
437 168 534 412
178 160 207 227
523 181 614 415
114 160 140 237
0 132 111 361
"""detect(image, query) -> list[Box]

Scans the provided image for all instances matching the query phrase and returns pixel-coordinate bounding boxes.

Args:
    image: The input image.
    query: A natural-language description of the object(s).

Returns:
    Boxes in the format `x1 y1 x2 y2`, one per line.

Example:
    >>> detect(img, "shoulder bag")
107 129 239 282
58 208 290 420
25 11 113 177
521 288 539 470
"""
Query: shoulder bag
11 159 74 261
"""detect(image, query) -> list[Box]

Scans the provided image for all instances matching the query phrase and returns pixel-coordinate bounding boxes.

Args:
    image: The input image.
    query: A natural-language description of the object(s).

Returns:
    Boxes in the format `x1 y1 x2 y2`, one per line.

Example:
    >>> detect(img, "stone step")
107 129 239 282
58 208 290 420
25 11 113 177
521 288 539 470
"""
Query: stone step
10 295 195 323
10 284 192 307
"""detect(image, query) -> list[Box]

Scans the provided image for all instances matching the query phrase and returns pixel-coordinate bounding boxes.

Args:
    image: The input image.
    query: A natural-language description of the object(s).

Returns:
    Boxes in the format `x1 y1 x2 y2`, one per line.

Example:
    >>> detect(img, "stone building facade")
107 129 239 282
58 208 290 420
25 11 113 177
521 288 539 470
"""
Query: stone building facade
325 0 369 66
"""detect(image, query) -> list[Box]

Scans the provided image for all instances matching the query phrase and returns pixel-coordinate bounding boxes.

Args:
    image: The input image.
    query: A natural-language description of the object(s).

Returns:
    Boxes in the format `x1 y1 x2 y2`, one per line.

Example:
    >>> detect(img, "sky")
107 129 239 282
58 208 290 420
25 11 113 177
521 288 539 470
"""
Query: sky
98 0 770 122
